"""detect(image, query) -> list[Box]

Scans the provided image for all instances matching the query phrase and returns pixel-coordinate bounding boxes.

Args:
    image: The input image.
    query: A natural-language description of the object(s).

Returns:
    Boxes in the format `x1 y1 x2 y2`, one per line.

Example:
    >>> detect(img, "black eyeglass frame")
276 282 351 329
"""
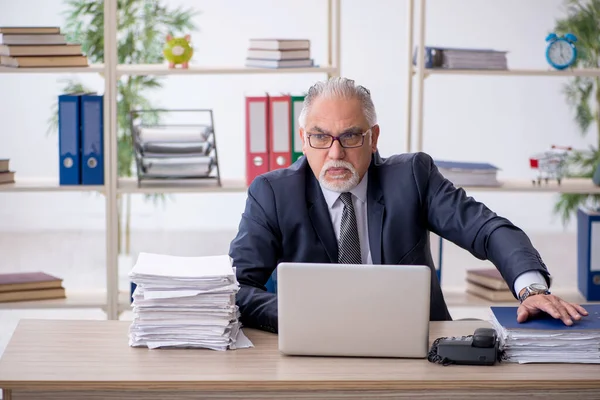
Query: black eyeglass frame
305 128 371 149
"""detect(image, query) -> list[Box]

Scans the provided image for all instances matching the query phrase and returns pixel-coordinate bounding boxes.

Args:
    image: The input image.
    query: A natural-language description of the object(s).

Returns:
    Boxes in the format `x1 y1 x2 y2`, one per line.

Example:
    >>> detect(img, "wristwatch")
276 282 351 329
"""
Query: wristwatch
518 283 550 303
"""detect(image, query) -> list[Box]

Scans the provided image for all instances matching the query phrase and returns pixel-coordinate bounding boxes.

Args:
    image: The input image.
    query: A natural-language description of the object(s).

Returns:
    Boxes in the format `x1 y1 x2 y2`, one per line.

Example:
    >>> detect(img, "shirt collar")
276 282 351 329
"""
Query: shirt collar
320 171 368 210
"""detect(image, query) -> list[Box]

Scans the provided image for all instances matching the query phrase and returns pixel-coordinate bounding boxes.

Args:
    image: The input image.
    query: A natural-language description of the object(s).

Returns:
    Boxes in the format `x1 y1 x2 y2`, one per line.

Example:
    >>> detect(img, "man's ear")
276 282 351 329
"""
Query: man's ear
300 128 307 154
370 124 380 152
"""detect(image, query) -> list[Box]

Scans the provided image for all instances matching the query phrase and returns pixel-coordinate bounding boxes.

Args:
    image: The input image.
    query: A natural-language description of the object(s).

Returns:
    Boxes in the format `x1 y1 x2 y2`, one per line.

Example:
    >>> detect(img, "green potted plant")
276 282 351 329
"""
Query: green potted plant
553 0 600 222
48 0 198 274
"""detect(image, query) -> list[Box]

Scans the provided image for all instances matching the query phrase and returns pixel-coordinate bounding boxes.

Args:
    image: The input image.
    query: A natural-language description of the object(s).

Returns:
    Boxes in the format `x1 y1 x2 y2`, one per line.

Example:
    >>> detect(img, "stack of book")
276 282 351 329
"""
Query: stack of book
465 268 515 302
245 38 314 68
0 272 65 303
0 158 14 185
128 252 253 351
132 123 218 184
434 160 501 187
413 46 508 70
490 304 600 364
0 26 88 68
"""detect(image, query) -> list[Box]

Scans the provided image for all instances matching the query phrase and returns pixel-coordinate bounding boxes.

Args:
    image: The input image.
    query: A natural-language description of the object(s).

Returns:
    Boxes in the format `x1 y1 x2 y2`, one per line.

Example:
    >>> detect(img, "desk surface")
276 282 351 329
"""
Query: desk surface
0 319 599 393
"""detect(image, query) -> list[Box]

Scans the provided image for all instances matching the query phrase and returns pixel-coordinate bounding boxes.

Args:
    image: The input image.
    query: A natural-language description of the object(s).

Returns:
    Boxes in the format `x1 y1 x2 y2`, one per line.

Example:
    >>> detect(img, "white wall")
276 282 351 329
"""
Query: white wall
0 0 596 234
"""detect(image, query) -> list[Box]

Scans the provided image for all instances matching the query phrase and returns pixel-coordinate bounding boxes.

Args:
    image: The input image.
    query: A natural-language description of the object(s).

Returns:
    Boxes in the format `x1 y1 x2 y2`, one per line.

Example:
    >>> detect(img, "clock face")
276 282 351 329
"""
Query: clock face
548 40 574 67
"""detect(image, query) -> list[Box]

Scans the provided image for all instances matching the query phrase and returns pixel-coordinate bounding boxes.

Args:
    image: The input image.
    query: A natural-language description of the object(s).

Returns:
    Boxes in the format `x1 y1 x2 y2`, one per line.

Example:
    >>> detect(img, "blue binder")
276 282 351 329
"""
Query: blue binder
491 303 600 330
265 269 277 293
58 94 82 185
577 207 600 301
80 94 104 185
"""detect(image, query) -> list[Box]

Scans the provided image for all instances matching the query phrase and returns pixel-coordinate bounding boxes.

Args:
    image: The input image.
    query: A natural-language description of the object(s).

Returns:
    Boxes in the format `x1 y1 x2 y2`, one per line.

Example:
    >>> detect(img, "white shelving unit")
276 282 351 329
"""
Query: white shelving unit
406 0 600 302
1 0 341 319
406 0 600 191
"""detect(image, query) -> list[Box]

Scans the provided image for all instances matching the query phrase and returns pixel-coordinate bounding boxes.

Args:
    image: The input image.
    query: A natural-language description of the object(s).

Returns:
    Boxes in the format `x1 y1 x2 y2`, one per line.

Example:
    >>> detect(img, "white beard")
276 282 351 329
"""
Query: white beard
319 160 360 192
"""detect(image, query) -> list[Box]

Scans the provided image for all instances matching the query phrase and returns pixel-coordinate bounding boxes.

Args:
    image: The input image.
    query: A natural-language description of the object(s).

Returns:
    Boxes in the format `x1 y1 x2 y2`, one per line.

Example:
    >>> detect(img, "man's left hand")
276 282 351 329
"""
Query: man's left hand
517 293 588 326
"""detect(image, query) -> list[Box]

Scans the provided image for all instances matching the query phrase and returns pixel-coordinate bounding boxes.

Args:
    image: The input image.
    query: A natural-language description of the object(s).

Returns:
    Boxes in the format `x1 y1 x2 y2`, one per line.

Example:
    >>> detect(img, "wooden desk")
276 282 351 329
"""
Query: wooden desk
1 319 599 400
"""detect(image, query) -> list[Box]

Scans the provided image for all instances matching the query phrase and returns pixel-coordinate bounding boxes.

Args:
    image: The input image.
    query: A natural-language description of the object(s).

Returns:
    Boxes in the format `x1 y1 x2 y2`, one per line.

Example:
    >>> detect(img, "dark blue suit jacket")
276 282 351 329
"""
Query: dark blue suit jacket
229 152 551 333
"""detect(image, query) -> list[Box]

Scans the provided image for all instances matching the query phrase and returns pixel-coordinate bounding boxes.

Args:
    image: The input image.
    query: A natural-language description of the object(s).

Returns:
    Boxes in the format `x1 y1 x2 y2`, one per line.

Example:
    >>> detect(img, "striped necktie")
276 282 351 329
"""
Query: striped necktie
338 192 362 264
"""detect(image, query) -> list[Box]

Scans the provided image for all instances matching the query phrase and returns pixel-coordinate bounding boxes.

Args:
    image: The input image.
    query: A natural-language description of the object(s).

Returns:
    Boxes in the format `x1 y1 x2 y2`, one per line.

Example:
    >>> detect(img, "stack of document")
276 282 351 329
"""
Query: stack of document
128 252 253 351
439 48 507 70
434 160 501 187
490 304 600 364
133 124 217 179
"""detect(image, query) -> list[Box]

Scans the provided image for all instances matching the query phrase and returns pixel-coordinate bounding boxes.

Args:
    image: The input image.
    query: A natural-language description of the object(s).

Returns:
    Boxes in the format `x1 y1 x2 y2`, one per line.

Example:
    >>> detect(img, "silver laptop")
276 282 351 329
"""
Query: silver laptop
276 262 431 358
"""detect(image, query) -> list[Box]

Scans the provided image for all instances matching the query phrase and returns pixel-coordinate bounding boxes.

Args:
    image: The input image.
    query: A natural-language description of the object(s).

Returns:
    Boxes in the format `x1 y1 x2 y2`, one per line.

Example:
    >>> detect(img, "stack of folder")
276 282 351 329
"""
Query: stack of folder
490 304 600 364
244 93 305 186
132 117 219 185
0 272 65 303
128 252 253 351
58 93 104 186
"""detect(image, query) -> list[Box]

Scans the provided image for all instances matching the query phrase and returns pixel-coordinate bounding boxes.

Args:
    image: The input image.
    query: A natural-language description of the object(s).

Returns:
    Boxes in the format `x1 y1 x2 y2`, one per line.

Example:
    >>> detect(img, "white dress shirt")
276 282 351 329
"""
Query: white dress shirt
320 172 372 264
318 172 546 296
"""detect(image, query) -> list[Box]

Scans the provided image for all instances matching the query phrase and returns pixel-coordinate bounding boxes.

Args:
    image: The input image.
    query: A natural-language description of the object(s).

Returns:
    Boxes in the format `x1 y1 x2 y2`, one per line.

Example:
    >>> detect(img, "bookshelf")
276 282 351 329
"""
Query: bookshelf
0 179 105 193
414 67 600 78
406 0 600 159
406 0 600 300
0 65 104 74
0 0 341 318
0 289 130 311
117 177 247 194
459 178 600 194
117 64 339 76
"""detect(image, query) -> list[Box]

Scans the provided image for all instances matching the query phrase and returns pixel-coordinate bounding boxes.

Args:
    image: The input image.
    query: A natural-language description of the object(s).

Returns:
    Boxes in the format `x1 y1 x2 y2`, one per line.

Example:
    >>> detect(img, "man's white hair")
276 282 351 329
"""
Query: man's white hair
298 77 377 129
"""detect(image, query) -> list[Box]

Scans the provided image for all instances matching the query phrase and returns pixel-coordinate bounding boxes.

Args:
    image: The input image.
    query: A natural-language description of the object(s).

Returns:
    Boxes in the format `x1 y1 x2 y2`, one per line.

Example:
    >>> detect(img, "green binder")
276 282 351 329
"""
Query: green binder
290 94 306 163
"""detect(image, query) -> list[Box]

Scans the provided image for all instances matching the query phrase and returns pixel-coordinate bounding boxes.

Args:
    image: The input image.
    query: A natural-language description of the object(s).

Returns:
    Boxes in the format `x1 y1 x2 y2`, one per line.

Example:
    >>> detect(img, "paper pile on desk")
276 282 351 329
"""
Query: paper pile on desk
490 304 600 364
128 252 253 351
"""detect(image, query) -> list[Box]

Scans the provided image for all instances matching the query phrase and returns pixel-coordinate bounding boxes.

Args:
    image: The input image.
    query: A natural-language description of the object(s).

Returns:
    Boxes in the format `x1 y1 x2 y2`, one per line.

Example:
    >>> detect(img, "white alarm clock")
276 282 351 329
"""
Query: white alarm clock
545 32 578 70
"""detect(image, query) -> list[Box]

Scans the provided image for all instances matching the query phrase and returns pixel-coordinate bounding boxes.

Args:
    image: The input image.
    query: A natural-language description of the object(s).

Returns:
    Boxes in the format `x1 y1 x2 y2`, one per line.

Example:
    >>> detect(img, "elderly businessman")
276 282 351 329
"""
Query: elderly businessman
229 77 587 333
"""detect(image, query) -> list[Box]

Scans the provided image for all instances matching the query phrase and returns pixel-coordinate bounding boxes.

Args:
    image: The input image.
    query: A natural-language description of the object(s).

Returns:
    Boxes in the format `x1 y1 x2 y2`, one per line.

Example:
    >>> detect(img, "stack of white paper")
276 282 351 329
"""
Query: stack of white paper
128 252 253 351
490 305 600 364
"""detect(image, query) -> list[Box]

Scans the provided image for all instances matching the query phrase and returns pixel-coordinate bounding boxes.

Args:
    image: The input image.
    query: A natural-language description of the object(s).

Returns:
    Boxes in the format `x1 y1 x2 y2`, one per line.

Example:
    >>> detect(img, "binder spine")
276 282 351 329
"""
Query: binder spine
81 94 104 185
290 95 305 163
245 95 270 186
268 95 291 170
58 94 82 185
577 208 600 301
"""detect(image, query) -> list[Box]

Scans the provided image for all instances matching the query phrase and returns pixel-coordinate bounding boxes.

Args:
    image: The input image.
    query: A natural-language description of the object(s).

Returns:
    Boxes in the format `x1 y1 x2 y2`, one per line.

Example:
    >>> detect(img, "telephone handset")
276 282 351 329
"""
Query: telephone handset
429 327 499 366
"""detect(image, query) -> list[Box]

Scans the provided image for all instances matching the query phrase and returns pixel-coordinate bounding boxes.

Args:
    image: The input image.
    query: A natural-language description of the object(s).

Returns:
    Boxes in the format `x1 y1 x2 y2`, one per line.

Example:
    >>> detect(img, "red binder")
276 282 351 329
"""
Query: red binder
245 95 270 186
268 94 292 171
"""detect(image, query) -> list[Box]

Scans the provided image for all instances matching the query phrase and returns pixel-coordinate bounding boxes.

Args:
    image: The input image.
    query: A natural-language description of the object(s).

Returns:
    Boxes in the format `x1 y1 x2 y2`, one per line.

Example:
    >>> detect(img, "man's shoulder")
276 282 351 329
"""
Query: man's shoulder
374 151 435 171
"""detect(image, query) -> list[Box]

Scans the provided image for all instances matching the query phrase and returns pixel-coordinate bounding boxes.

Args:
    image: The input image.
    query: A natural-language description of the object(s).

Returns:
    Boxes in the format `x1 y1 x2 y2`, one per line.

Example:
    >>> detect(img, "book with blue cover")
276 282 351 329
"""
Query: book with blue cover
491 304 600 331
434 160 499 171
434 160 501 187
490 304 600 364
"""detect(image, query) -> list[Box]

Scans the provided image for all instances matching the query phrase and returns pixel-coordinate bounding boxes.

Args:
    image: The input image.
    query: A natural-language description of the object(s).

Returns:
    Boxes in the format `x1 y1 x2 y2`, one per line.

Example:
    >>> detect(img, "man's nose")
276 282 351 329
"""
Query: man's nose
328 139 345 159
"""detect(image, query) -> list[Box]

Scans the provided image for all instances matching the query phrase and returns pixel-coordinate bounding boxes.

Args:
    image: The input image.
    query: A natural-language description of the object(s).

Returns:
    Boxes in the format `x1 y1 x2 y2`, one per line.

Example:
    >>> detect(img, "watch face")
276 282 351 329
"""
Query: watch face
530 283 548 292
548 40 574 67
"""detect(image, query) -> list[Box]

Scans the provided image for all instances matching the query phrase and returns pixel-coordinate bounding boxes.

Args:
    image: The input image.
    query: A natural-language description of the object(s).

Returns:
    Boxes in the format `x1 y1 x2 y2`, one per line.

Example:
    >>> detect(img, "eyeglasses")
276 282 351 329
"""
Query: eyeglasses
306 129 370 149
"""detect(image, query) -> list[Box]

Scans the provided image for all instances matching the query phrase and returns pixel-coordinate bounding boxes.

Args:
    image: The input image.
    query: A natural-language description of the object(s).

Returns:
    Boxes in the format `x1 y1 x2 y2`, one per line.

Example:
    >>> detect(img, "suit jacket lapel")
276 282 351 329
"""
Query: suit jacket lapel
306 171 338 263
367 165 384 265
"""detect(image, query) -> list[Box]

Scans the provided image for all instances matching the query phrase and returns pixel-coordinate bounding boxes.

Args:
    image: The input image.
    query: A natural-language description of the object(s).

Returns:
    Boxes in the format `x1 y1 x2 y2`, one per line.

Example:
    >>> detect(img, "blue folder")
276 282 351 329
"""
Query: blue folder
577 207 600 301
58 94 83 185
80 94 104 185
491 304 600 331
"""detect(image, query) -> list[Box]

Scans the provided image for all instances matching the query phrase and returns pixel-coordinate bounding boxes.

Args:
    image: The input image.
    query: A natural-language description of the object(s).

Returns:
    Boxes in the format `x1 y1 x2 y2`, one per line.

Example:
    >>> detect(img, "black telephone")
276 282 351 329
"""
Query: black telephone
431 327 499 366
